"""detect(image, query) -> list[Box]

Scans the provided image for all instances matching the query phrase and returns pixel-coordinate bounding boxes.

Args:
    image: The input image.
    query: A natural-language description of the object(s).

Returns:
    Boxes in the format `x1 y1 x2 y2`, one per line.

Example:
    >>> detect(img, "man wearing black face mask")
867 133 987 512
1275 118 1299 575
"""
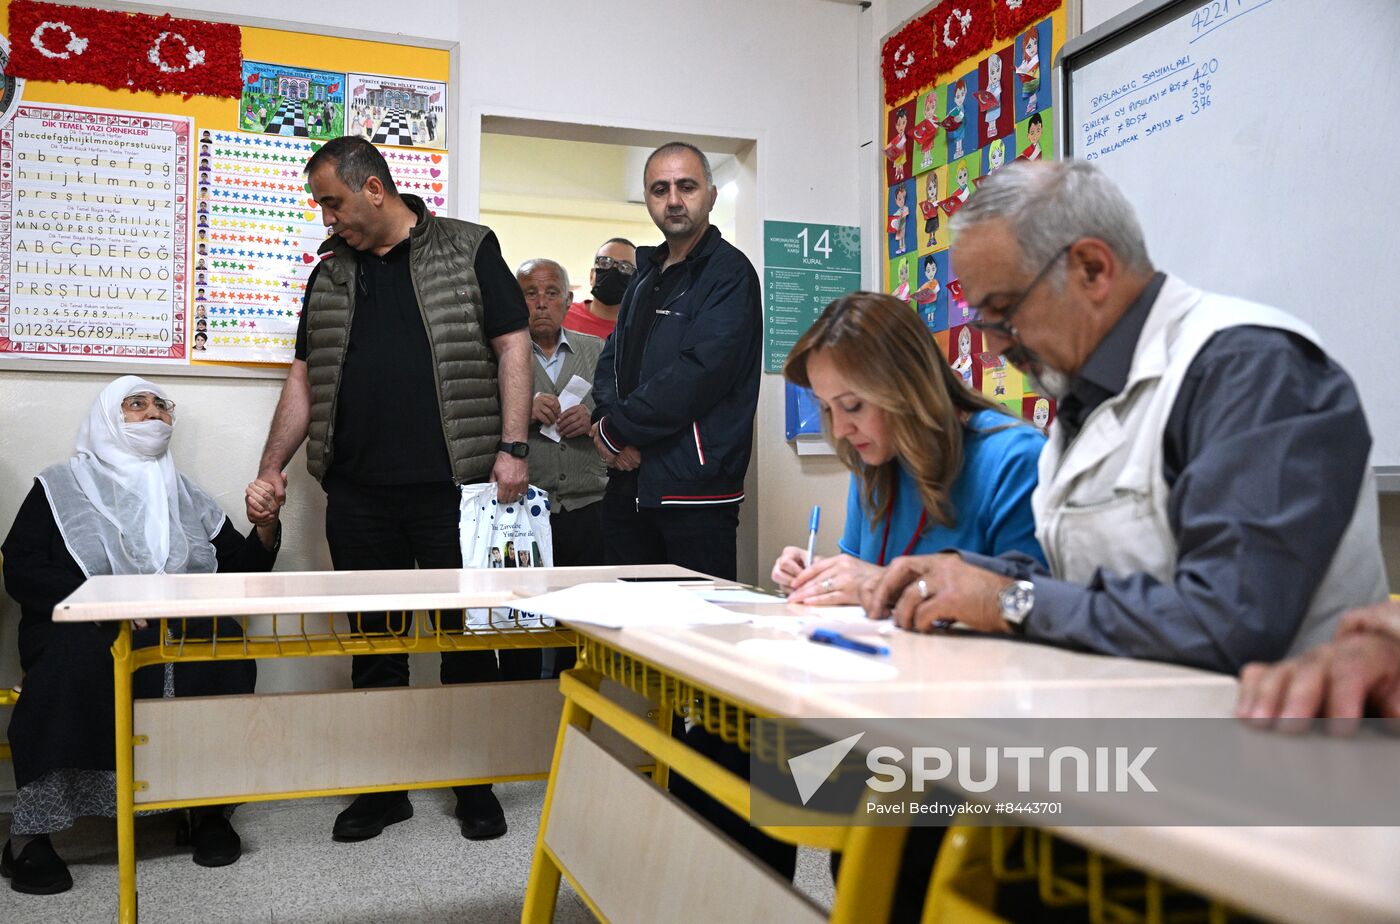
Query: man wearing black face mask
564 237 636 339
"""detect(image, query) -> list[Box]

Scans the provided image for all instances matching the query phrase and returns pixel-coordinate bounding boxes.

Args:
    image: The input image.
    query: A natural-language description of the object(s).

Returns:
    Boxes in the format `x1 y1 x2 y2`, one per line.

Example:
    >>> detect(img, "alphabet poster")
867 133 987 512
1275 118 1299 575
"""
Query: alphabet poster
0 104 189 360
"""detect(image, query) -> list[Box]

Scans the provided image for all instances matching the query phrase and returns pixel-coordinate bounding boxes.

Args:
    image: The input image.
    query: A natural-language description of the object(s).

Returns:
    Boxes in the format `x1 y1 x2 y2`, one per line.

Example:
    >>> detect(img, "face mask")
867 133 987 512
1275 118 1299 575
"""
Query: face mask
591 268 630 306
122 420 173 459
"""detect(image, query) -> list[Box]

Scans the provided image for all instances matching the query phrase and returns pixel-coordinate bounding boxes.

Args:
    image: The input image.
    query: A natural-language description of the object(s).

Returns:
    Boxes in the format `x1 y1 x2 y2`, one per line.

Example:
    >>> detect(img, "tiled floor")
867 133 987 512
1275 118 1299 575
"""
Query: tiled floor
0 782 836 923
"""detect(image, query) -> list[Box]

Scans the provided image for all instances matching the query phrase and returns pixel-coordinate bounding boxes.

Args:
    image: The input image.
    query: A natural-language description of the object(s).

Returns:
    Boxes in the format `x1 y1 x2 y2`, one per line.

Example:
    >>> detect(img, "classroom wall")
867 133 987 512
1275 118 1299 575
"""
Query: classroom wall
0 0 866 720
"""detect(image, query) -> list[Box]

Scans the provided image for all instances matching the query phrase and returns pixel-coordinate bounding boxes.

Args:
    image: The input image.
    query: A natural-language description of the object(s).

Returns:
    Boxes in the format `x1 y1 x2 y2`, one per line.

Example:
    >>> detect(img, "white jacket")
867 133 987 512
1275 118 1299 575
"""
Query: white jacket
1032 275 1388 658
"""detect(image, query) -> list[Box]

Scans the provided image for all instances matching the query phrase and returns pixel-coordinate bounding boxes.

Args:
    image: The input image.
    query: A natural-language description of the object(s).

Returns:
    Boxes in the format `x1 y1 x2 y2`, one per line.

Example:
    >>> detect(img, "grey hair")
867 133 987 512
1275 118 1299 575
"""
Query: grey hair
950 160 1151 278
644 141 714 188
516 258 570 295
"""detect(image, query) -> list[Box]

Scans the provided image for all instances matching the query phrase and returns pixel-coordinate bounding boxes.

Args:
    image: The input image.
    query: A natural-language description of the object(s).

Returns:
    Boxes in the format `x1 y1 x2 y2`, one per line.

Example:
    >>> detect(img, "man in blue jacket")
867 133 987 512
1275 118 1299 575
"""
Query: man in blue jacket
591 142 761 580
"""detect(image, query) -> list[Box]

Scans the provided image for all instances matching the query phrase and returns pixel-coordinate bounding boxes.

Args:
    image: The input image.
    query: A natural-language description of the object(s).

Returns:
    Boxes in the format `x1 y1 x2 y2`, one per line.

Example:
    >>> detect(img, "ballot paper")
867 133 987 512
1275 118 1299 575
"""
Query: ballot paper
539 375 593 442
693 588 788 605
511 582 752 629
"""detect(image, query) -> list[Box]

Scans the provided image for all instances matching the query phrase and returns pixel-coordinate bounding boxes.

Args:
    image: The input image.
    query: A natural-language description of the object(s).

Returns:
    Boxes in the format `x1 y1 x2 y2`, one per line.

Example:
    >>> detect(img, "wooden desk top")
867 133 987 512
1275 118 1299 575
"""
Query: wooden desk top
564 615 1400 924
52 565 713 622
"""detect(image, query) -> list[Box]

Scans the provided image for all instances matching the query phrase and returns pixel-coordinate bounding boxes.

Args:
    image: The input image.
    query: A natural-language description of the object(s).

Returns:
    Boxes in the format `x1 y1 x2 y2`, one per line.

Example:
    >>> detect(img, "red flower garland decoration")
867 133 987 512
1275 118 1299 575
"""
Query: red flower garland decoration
929 0 996 77
6 1 242 98
881 15 935 106
994 0 1061 40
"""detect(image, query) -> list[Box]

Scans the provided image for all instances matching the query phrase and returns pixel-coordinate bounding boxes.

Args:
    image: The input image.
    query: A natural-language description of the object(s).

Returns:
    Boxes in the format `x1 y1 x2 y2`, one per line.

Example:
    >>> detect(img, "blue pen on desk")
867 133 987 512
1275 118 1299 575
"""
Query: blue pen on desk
809 627 890 657
805 505 821 567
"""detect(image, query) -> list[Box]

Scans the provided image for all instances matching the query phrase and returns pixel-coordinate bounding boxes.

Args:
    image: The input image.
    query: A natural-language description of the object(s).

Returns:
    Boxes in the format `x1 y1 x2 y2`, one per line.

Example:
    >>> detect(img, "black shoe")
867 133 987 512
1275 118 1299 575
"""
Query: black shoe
1 837 74 895
189 808 242 868
453 785 507 840
332 791 413 841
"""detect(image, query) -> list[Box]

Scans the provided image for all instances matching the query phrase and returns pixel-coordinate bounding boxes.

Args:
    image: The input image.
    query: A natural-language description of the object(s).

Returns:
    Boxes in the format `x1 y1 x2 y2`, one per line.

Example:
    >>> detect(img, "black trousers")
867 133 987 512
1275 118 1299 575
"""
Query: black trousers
500 500 605 681
601 493 740 581
324 478 501 689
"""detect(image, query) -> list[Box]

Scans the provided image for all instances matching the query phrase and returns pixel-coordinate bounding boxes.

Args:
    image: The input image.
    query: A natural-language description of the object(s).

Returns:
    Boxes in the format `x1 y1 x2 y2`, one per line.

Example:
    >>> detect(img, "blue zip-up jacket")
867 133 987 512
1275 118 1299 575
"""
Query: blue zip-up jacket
592 227 761 508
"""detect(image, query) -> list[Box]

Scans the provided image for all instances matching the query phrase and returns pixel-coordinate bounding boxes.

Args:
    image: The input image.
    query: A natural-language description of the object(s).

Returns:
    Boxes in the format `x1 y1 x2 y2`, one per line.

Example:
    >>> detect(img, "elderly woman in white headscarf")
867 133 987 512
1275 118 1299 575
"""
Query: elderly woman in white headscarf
1 376 279 895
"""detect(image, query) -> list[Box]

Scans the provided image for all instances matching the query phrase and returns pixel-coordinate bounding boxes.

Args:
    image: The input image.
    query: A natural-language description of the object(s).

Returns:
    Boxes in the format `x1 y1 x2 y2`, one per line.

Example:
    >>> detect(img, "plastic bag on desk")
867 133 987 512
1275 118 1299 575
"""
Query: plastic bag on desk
458 483 555 629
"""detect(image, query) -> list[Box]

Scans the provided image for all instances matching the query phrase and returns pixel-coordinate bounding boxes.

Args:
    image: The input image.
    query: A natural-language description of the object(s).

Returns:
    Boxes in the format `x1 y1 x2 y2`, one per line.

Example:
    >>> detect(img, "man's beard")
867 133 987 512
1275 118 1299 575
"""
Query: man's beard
1003 343 1072 400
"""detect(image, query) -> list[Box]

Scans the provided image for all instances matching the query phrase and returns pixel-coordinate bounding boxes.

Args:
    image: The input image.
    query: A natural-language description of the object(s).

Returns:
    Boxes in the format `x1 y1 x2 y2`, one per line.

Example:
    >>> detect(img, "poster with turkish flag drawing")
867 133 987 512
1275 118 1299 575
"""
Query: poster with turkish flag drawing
346 72 448 149
240 61 345 140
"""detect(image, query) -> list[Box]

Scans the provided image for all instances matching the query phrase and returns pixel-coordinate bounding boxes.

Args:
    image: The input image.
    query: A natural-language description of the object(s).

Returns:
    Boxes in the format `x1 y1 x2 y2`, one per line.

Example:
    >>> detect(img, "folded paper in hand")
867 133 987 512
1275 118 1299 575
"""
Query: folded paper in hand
539 375 593 442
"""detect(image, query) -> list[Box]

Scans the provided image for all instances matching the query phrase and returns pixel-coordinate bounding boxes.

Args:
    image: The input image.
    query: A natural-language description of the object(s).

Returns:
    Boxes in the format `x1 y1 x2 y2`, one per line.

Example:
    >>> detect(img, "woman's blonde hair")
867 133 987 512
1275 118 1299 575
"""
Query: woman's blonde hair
784 292 1010 528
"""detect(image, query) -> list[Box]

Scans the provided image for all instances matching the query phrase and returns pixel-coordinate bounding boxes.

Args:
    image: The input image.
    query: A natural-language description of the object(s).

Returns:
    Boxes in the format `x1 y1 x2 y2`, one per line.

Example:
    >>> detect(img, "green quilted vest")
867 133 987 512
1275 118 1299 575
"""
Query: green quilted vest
304 195 501 484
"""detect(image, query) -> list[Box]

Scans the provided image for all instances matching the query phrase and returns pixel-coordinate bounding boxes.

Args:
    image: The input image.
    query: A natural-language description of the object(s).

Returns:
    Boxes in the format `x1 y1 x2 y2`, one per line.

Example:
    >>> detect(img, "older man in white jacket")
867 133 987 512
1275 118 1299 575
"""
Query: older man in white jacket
863 160 1387 674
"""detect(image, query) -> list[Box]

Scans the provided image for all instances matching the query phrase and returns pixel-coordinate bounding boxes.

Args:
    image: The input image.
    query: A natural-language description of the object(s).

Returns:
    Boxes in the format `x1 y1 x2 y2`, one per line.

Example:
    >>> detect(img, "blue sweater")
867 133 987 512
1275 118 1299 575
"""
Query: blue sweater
838 409 1046 565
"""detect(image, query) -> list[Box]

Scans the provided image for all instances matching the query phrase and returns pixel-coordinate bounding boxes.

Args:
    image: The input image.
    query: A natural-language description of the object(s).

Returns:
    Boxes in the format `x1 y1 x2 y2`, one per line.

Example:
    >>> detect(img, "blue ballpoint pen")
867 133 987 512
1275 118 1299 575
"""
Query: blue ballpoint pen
809 627 890 657
805 505 821 567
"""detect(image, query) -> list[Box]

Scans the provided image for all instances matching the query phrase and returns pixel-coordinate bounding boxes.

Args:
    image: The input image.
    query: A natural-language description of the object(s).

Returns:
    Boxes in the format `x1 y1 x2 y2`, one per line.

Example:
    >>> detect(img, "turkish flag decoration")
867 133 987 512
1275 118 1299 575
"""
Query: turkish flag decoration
928 0 995 77
994 0 1060 40
5 1 242 98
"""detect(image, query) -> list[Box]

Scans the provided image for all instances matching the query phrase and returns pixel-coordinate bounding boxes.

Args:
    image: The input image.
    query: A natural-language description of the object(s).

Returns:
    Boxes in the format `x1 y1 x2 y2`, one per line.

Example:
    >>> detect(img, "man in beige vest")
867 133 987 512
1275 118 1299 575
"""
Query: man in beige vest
514 257 608 678
863 160 1387 674
244 136 531 843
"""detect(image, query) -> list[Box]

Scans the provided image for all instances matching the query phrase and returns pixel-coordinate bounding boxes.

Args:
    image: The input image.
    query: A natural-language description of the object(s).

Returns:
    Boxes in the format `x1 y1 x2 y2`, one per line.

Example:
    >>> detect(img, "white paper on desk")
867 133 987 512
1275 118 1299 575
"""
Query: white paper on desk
694 588 787 604
512 582 751 629
539 375 592 442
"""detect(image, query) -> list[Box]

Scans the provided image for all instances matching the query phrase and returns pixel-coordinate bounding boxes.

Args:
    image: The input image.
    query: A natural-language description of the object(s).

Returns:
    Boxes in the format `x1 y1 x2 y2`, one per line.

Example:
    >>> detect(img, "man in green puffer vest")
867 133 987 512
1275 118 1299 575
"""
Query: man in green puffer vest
244 137 532 845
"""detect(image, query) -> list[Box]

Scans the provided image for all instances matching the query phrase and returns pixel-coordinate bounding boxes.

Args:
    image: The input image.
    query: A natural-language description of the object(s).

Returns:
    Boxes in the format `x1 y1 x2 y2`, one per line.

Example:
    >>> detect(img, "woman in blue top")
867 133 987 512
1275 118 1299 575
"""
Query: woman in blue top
772 291 1045 605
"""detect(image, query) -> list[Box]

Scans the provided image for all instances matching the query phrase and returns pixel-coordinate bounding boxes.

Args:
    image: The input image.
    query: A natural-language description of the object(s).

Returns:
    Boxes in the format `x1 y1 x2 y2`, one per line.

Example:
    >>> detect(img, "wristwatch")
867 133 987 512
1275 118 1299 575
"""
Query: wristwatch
998 579 1035 633
496 440 529 458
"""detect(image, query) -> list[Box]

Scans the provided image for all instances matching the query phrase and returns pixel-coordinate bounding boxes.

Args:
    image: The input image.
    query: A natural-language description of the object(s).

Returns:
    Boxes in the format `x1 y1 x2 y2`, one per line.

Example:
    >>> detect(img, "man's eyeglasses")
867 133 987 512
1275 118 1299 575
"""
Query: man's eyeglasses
594 255 637 276
968 244 1072 339
122 394 175 414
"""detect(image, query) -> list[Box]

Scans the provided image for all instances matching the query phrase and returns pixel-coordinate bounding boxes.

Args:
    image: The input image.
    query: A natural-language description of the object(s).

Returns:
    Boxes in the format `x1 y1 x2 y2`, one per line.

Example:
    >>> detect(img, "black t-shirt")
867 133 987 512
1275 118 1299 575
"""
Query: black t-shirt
294 229 527 485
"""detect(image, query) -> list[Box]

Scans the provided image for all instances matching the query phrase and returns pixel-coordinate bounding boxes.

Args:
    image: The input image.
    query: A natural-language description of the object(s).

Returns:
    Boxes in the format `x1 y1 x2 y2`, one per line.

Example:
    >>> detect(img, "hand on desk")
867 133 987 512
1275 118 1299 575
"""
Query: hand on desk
860 553 1012 633
774 549 880 605
1237 600 1400 730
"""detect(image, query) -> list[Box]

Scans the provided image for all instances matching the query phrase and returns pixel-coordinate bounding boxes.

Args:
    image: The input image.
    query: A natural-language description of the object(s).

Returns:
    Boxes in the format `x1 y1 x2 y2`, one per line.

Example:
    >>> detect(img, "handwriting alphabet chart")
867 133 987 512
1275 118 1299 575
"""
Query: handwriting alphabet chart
1 104 190 360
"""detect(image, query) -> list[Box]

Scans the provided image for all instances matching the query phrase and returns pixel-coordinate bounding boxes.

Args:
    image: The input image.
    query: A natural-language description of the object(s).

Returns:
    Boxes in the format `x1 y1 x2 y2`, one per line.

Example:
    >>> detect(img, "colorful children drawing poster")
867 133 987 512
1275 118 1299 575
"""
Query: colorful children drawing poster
240 61 345 140
940 154 980 218
1 104 189 361
944 69 978 163
195 130 452 364
910 86 944 175
886 179 916 259
347 73 447 149
1014 19 1053 121
914 250 948 332
888 253 917 308
946 277 974 330
1023 394 1055 438
947 323 983 390
1016 109 1052 163
883 103 914 185
916 166 947 251
977 47 1015 149
978 351 1023 403
982 136 1011 178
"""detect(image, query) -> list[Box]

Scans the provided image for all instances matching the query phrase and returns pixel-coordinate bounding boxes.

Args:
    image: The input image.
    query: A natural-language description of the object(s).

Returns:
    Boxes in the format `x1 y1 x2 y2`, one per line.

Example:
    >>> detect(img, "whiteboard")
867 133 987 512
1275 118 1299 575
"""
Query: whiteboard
1059 0 1400 473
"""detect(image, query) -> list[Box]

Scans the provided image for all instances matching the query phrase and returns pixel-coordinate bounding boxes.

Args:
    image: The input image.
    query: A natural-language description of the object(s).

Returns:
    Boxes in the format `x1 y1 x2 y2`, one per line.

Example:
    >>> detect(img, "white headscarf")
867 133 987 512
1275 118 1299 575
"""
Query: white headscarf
36 376 226 577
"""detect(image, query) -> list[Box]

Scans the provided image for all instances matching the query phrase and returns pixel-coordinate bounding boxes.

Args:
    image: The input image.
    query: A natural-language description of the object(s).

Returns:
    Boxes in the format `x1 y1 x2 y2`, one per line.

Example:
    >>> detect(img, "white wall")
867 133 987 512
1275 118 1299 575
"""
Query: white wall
0 0 867 712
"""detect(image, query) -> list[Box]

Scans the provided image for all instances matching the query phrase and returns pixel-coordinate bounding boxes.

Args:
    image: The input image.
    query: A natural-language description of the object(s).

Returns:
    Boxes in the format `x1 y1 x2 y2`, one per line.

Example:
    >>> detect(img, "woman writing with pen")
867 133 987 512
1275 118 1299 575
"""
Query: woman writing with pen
771 291 1045 604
